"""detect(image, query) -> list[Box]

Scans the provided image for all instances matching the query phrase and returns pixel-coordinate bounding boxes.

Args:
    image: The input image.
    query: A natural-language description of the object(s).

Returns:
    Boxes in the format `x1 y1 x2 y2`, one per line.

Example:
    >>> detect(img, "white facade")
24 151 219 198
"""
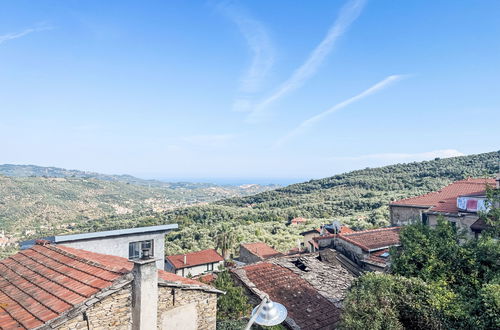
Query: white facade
167 260 224 277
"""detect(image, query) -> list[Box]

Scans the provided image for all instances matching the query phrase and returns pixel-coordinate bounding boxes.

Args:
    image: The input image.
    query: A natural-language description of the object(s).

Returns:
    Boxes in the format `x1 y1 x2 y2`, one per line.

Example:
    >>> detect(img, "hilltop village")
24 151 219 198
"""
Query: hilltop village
1 174 498 329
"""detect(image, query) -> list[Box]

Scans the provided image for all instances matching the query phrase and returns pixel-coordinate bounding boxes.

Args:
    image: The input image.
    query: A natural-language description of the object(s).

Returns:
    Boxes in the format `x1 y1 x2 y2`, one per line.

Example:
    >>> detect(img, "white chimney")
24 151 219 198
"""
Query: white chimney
183 254 187 265
132 258 158 330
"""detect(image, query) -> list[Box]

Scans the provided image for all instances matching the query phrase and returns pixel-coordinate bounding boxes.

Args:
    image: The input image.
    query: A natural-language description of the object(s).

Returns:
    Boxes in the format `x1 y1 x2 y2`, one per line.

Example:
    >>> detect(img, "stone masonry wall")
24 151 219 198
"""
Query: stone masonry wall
57 284 132 330
390 205 426 226
157 286 217 330
238 246 262 264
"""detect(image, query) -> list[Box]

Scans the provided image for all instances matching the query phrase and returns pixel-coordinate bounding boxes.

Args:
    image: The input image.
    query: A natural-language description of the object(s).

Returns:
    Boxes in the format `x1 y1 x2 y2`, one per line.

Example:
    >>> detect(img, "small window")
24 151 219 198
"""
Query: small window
421 213 428 226
206 263 214 271
380 252 390 258
128 240 154 260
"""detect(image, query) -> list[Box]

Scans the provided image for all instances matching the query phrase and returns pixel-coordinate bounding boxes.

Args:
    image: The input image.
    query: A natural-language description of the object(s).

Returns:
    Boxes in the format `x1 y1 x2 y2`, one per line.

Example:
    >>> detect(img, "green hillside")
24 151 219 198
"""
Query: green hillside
0 168 278 256
71 151 499 256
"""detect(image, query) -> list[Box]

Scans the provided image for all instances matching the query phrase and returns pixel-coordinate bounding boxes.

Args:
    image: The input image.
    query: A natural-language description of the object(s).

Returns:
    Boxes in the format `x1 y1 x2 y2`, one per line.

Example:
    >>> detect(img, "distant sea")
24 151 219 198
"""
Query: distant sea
154 177 307 186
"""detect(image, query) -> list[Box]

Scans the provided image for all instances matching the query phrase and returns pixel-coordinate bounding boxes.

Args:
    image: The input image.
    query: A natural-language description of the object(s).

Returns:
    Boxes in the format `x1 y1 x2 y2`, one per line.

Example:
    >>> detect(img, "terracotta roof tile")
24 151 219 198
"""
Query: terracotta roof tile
290 217 307 224
165 249 223 270
235 262 341 329
390 178 495 214
240 242 282 259
365 249 390 266
0 243 213 329
338 227 400 252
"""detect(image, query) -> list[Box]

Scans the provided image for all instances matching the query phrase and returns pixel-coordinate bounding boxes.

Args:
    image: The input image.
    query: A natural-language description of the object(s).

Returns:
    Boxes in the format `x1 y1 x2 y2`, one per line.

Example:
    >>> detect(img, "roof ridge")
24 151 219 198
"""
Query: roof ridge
47 244 129 275
167 248 221 258
340 226 400 236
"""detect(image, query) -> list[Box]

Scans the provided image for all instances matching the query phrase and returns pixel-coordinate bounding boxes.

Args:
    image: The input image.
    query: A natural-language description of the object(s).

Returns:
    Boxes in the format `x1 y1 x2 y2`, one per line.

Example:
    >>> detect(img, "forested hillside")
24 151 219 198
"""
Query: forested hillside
0 168 278 256
72 151 499 256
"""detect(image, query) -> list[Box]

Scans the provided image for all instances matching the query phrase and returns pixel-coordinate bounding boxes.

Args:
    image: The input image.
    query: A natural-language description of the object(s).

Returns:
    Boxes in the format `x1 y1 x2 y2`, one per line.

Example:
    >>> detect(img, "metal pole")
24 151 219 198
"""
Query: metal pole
244 296 268 330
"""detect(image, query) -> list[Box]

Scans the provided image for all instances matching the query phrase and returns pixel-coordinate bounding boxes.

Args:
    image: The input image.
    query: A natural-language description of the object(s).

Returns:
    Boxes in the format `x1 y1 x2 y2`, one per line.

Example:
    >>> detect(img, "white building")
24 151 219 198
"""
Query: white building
20 224 178 269
165 249 224 277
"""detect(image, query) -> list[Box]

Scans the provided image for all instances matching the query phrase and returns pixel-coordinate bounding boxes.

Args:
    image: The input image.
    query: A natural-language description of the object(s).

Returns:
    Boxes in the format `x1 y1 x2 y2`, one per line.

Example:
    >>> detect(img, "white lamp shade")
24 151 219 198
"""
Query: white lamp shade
251 300 287 327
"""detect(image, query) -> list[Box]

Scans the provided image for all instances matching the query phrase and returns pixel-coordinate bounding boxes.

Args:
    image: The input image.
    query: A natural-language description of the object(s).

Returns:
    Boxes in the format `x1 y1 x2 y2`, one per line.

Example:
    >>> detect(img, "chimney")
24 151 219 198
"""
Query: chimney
183 254 187 265
132 258 158 330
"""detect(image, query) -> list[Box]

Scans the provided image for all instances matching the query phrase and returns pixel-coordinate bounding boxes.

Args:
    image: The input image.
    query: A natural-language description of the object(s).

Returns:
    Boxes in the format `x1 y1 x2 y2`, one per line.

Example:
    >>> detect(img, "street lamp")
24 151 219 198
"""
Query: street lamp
244 296 287 330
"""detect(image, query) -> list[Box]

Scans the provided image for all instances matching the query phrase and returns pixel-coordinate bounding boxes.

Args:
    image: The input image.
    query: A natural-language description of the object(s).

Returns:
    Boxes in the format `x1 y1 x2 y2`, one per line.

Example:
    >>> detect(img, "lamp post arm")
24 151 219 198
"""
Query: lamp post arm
244 296 268 330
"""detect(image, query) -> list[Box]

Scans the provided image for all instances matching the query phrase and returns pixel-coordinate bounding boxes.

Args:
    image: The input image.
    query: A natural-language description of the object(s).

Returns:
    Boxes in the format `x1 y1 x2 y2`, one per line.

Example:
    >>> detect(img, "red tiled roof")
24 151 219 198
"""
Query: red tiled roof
365 249 390 266
312 226 357 242
390 178 495 214
338 227 400 252
339 226 355 234
240 242 282 259
235 263 341 329
0 243 209 329
290 217 307 223
165 249 223 270
194 273 217 284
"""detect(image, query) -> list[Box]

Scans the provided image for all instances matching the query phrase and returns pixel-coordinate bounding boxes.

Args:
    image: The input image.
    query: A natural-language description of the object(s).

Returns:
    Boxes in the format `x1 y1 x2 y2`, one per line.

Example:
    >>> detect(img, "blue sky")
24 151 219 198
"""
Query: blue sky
0 0 499 183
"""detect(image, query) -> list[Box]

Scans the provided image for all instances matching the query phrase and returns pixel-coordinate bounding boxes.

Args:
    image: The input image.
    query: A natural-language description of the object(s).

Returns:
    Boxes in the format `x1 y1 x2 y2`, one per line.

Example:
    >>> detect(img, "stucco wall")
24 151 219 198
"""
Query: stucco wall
173 261 224 277
158 286 217 330
390 205 427 226
334 238 364 264
239 246 262 264
302 232 320 247
60 232 166 269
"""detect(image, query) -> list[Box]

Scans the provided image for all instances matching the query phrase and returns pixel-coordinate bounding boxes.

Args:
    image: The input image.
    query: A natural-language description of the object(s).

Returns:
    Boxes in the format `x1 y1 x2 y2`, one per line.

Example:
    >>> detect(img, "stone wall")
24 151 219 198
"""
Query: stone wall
427 213 479 238
157 286 217 330
390 205 427 226
239 246 262 264
57 284 132 330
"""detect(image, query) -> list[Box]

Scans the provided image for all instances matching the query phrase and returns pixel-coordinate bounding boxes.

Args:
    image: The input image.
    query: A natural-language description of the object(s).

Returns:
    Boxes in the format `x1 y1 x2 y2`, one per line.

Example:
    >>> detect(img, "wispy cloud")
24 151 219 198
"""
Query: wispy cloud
0 23 53 45
332 149 465 162
274 74 406 147
218 3 276 112
247 0 366 121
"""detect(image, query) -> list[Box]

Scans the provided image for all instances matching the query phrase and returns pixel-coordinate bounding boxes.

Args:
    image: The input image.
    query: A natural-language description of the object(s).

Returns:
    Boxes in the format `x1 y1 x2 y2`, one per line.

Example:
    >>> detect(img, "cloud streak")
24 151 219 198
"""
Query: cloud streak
218 3 275 112
274 74 406 147
0 24 52 45
248 0 366 121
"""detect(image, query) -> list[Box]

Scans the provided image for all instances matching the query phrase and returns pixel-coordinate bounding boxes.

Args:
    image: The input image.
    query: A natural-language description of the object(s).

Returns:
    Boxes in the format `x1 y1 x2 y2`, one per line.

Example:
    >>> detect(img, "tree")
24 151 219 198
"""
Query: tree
213 271 251 321
480 185 500 236
340 272 459 330
215 223 237 259
342 218 500 329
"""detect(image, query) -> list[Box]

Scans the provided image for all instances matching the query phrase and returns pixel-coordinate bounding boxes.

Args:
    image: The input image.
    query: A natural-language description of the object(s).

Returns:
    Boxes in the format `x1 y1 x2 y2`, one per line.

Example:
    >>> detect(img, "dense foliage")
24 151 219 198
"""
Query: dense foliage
76 151 499 256
212 271 251 321
0 171 276 247
341 219 500 329
2 151 498 258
